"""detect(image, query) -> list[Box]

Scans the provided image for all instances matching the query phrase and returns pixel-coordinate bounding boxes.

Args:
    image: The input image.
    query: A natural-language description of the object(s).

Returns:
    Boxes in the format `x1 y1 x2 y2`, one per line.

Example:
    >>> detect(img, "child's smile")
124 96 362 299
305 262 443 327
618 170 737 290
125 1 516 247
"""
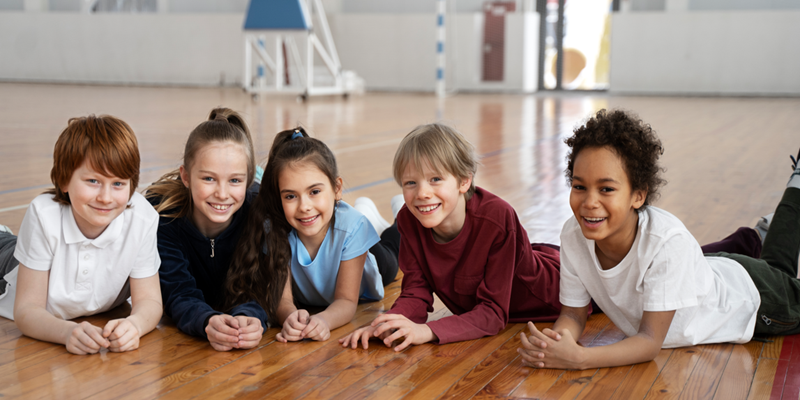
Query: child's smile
401 159 471 243
569 146 645 264
279 161 343 254
181 141 249 239
63 160 131 239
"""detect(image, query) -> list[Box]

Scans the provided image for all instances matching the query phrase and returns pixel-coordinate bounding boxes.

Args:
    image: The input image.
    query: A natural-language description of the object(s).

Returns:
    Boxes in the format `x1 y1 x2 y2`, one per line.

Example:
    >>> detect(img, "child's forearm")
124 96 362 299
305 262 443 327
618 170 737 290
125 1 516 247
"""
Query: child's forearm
127 298 163 337
317 299 358 331
276 299 297 326
569 333 663 370
16 304 78 346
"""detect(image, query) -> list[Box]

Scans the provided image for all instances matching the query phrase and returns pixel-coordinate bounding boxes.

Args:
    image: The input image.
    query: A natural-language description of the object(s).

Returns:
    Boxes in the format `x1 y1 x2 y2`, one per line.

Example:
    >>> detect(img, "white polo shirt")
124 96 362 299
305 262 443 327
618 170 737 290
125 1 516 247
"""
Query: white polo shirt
2 192 160 320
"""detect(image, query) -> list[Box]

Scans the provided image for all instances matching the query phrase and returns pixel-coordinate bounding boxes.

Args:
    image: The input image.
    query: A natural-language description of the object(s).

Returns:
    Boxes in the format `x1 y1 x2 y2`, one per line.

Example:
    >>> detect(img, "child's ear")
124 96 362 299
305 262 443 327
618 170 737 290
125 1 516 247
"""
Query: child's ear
632 187 647 210
334 176 344 200
458 174 473 194
179 165 190 188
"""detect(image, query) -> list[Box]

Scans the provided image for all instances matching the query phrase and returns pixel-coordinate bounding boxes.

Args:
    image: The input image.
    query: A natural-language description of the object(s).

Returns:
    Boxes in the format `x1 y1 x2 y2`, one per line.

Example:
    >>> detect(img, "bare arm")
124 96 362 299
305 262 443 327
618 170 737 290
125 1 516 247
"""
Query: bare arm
520 309 675 370
102 273 163 352
276 271 297 326
14 263 108 354
301 252 366 341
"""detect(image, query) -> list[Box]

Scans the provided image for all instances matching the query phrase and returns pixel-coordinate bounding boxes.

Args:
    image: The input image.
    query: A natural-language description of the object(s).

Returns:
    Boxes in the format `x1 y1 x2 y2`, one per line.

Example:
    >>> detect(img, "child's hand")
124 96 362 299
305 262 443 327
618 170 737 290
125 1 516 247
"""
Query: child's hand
103 318 141 352
371 314 434 352
301 315 331 341
65 321 109 355
205 314 242 351
339 324 392 349
276 309 310 343
233 315 264 349
518 321 584 369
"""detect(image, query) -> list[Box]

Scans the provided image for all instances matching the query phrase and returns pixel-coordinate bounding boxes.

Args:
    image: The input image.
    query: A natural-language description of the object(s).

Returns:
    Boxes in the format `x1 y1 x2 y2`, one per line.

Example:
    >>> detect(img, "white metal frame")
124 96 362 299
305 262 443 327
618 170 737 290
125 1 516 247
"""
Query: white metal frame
243 0 345 98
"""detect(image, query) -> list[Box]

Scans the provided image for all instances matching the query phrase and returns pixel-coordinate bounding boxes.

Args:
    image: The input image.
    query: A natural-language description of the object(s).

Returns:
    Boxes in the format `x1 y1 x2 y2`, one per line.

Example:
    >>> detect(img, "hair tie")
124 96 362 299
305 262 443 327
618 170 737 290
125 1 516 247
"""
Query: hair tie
291 130 303 140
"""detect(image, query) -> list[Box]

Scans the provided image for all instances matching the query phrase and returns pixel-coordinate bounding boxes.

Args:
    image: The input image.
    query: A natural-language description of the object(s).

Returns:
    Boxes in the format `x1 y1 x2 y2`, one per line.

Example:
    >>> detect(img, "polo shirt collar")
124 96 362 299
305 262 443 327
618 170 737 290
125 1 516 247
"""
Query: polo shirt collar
62 204 125 248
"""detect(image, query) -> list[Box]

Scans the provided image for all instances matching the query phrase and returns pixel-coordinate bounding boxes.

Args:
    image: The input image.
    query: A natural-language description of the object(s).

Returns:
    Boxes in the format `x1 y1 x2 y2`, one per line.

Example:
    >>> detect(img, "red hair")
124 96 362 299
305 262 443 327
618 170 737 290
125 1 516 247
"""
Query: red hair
48 115 140 205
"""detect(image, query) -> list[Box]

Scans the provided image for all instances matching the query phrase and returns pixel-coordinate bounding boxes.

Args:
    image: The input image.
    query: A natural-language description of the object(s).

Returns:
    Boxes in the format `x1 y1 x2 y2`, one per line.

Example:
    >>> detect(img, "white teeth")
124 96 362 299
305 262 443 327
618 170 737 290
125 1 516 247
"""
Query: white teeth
418 204 439 212
211 204 231 210
300 216 317 223
585 217 605 222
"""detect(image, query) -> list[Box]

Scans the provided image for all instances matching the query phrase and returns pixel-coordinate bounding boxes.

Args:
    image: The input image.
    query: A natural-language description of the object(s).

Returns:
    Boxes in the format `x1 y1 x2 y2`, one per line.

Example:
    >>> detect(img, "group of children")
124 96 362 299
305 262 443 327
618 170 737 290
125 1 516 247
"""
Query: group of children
0 105 798 371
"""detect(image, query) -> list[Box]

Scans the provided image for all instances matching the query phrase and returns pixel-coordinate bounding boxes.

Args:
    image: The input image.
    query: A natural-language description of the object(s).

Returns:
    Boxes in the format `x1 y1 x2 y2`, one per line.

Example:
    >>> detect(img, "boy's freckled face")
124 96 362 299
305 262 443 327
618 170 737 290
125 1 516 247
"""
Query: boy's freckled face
401 160 471 242
569 146 645 251
63 160 131 240
181 142 248 239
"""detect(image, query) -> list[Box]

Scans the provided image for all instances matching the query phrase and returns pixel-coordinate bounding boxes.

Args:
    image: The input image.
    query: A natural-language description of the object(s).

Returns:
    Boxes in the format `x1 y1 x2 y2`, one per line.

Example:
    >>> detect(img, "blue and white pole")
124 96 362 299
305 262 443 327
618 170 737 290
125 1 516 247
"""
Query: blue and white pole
436 0 446 97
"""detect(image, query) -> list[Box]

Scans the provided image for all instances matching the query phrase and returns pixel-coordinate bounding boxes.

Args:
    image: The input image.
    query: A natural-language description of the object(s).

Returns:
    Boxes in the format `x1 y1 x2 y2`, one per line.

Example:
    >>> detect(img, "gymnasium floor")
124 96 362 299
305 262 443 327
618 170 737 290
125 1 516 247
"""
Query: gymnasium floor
1 82 799 399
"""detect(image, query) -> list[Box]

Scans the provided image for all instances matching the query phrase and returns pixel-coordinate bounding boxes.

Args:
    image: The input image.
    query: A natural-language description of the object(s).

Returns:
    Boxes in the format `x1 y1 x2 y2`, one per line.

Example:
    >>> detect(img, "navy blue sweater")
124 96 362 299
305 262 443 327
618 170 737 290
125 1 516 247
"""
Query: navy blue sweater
150 189 268 338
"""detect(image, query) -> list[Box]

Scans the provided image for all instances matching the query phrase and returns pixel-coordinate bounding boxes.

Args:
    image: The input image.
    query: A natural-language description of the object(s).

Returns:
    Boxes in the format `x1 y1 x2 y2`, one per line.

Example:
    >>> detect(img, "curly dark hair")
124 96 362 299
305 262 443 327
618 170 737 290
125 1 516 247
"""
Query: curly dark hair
564 109 666 210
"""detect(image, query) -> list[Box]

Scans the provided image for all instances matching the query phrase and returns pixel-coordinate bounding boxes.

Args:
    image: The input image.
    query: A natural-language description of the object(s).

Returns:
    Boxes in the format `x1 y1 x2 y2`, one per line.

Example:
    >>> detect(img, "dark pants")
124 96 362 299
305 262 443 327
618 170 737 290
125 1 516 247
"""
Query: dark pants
0 232 19 296
711 187 800 336
370 222 400 287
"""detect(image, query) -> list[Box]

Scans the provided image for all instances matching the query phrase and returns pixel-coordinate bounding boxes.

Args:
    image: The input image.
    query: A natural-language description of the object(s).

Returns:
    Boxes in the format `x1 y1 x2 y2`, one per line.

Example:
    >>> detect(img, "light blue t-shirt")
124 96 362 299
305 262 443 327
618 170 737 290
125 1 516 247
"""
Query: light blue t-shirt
289 201 383 306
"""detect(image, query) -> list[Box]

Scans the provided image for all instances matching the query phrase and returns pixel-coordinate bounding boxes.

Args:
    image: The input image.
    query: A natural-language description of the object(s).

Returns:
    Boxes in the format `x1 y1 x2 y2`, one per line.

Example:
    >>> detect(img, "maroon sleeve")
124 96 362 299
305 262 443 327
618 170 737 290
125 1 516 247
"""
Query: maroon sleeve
426 224 518 344
386 210 435 324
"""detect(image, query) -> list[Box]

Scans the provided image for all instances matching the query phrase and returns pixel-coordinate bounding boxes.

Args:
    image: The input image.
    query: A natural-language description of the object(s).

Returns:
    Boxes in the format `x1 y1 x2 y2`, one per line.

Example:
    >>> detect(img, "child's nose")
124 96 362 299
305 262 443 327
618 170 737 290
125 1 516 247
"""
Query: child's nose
215 183 229 199
584 192 600 208
97 186 112 203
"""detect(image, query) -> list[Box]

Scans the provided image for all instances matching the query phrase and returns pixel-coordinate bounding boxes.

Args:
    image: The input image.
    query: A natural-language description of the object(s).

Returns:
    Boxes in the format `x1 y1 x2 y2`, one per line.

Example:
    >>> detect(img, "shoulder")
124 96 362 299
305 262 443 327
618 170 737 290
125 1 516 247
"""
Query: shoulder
333 201 370 234
28 193 62 214
639 207 693 245
467 187 519 230
128 192 159 222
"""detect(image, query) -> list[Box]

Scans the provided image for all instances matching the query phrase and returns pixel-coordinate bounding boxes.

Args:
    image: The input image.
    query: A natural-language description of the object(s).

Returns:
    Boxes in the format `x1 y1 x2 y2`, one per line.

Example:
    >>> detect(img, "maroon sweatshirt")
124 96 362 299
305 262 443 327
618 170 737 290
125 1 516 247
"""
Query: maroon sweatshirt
388 187 563 344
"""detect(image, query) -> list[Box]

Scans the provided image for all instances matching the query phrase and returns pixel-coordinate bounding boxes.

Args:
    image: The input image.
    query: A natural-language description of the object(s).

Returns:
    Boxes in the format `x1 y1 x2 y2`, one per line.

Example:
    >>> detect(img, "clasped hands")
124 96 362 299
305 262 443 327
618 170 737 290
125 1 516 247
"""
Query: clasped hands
277 309 332 342
65 318 142 355
518 321 585 370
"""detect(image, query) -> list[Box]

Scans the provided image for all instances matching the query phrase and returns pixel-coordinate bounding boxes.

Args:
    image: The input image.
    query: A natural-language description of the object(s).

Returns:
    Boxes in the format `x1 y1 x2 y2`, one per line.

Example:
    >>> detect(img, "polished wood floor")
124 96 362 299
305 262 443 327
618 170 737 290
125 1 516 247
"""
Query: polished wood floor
1 83 799 399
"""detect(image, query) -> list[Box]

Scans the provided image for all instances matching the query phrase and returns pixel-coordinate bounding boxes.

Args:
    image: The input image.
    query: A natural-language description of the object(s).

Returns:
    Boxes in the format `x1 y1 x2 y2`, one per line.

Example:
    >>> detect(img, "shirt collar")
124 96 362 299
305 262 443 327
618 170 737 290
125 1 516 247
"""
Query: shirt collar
62 203 126 248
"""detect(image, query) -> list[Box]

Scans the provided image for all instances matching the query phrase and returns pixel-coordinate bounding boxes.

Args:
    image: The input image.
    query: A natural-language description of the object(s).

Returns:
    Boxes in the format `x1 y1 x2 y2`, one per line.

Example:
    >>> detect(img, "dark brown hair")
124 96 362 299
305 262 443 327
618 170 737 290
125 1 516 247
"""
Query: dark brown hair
48 115 140 205
225 127 340 318
565 109 666 210
146 107 254 218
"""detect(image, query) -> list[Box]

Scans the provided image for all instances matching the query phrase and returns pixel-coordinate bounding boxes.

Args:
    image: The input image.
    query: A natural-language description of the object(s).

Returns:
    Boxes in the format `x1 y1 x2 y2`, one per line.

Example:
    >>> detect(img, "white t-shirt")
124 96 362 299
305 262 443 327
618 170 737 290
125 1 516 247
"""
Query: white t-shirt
559 206 760 348
2 192 160 320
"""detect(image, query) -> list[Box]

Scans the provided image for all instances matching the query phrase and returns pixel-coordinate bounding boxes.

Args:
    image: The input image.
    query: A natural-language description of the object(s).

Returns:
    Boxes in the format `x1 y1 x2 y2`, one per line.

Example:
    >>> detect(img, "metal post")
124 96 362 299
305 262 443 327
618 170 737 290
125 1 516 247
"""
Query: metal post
435 0 446 97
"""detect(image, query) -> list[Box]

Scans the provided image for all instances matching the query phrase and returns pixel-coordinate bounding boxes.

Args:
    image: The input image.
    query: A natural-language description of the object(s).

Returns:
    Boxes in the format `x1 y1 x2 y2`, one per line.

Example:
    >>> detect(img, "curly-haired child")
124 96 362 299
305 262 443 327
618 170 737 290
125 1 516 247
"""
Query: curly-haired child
519 109 800 369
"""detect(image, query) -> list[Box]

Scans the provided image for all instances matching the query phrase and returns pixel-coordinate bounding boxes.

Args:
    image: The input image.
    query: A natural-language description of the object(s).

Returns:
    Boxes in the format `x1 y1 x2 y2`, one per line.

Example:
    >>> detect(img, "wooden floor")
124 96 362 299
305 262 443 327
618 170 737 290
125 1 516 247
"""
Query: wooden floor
1 83 800 399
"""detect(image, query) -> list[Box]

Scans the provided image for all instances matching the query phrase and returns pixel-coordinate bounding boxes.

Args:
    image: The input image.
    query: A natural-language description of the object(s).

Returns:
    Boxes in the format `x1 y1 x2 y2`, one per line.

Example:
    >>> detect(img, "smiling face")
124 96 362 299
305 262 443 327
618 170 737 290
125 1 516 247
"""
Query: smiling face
278 161 343 252
63 160 131 239
181 141 249 239
569 146 646 262
401 159 471 243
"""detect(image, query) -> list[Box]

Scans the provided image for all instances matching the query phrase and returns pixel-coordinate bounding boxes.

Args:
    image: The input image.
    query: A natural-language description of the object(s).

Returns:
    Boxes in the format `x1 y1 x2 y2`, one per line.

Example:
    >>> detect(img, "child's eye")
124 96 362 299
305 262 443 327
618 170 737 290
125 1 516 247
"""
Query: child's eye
600 187 615 193
571 185 585 191
113 181 126 187
230 178 241 184
403 181 416 187
431 177 442 183
202 177 215 182
310 189 321 196
87 179 98 184
283 194 296 200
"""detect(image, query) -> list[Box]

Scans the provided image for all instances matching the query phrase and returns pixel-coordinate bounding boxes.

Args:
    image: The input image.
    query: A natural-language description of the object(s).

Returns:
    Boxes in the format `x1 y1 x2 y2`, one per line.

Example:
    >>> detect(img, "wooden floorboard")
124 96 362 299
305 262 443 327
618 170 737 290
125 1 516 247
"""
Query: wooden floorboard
1 83 799 398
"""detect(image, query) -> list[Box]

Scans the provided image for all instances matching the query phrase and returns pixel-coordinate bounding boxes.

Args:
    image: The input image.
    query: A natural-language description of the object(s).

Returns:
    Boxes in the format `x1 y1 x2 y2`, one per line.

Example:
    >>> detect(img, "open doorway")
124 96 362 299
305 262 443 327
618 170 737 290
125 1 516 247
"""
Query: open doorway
537 0 619 91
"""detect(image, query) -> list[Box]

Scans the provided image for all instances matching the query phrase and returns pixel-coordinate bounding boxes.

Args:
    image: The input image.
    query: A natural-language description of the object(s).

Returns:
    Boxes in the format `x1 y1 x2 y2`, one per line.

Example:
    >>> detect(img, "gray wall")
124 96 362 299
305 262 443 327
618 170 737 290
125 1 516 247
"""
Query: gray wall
610 10 800 95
